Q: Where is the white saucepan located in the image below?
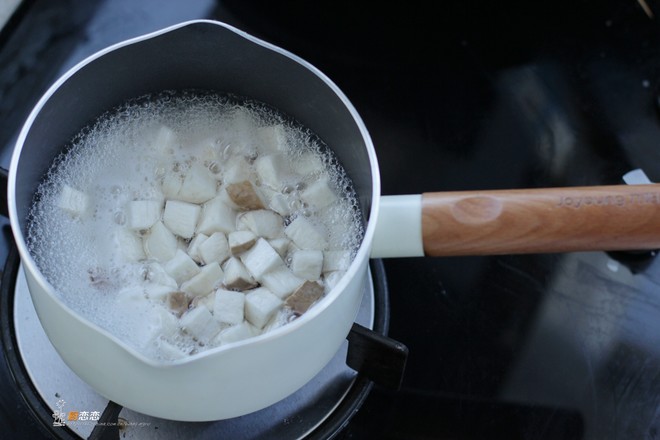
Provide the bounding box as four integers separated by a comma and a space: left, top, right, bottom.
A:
9, 20, 660, 421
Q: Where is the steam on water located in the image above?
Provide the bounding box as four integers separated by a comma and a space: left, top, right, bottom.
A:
27, 91, 363, 361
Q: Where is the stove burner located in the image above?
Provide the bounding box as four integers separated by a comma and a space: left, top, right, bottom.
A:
2, 234, 396, 439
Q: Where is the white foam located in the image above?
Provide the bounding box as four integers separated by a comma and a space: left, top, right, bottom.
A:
27, 91, 363, 361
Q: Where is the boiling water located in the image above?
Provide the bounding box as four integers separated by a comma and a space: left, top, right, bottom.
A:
27, 91, 363, 361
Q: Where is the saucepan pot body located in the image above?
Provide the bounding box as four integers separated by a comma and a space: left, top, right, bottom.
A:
8, 20, 380, 421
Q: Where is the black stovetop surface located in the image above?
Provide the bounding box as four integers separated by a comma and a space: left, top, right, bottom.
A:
3, 0, 660, 438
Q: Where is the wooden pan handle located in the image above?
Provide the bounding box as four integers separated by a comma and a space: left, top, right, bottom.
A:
421, 184, 660, 256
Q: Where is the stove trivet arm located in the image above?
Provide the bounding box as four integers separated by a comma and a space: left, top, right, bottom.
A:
87, 401, 122, 440
346, 323, 408, 390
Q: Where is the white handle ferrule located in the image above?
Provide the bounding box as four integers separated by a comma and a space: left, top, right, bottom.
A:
370, 194, 424, 258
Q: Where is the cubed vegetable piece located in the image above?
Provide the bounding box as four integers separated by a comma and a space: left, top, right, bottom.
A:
223, 257, 257, 290
57, 185, 89, 217
290, 250, 323, 281
285, 281, 324, 315
198, 232, 230, 264
214, 321, 257, 345
322, 250, 351, 272
256, 124, 287, 153
191, 291, 216, 313
255, 153, 291, 189
291, 151, 324, 176
237, 209, 284, 239
164, 249, 201, 285
260, 266, 305, 299
167, 291, 189, 317
222, 155, 254, 185
228, 230, 257, 255
240, 238, 285, 281
113, 228, 146, 262
126, 200, 162, 230
177, 163, 217, 203
143, 221, 178, 262
180, 306, 221, 342
196, 196, 237, 235
181, 262, 224, 297
187, 233, 209, 263
214, 289, 245, 325
150, 125, 177, 154
268, 237, 291, 258
154, 337, 188, 360
163, 200, 200, 239
323, 271, 345, 293
268, 192, 293, 217
142, 262, 177, 288
144, 283, 177, 302
244, 287, 283, 329
284, 216, 328, 250
226, 181, 264, 210
300, 177, 337, 209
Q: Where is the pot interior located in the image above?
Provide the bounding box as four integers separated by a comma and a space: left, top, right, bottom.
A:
13, 21, 375, 239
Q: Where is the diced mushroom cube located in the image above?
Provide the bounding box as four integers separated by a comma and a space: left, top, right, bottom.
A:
260, 266, 305, 299
142, 261, 177, 287
126, 200, 162, 230
244, 287, 283, 329
240, 238, 285, 281
255, 153, 291, 189
113, 228, 146, 261
198, 232, 230, 264
180, 306, 221, 342
213, 289, 245, 325
268, 237, 291, 258
164, 249, 201, 285
322, 250, 352, 272
323, 271, 345, 293
187, 233, 209, 263
256, 124, 287, 153
167, 291, 189, 317
222, 257, 257, 290
163, 200, 200, 239
177, 163, 218, 204
181, 262, 224, 297
150, 125, 177, 154
154, 337, 188, 360
300, 177, 337, 209
162, 171, 184, 199
226, 181, 264, 210
291, 151, 324, 176
152, 304, 180, 338
228, 230, 257, 255
143, 283, 177, 302
214, 321, 258, 345
222, 155, 254, 185
143, 221, 178, 262
290, 249, 323, 281
190, 291, 215, 312
196, 196, 237, 235
268, 192, 293, 217
285, 281, 324, 315
237, 209, 284, 239
57, 185, 89, 217
284, 216, 328, 250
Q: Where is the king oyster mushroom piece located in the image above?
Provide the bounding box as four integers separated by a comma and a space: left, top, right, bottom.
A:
285, 281, 324, 315
225, 180, 265, 211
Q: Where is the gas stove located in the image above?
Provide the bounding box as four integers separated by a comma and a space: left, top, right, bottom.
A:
2, 0, 660, 439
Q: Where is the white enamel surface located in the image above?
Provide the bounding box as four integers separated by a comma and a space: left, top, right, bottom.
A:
370, 195, 424, 258
9, 20, 382, 421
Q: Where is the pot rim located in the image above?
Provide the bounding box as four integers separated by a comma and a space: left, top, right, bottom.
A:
7, 19, 382, 367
